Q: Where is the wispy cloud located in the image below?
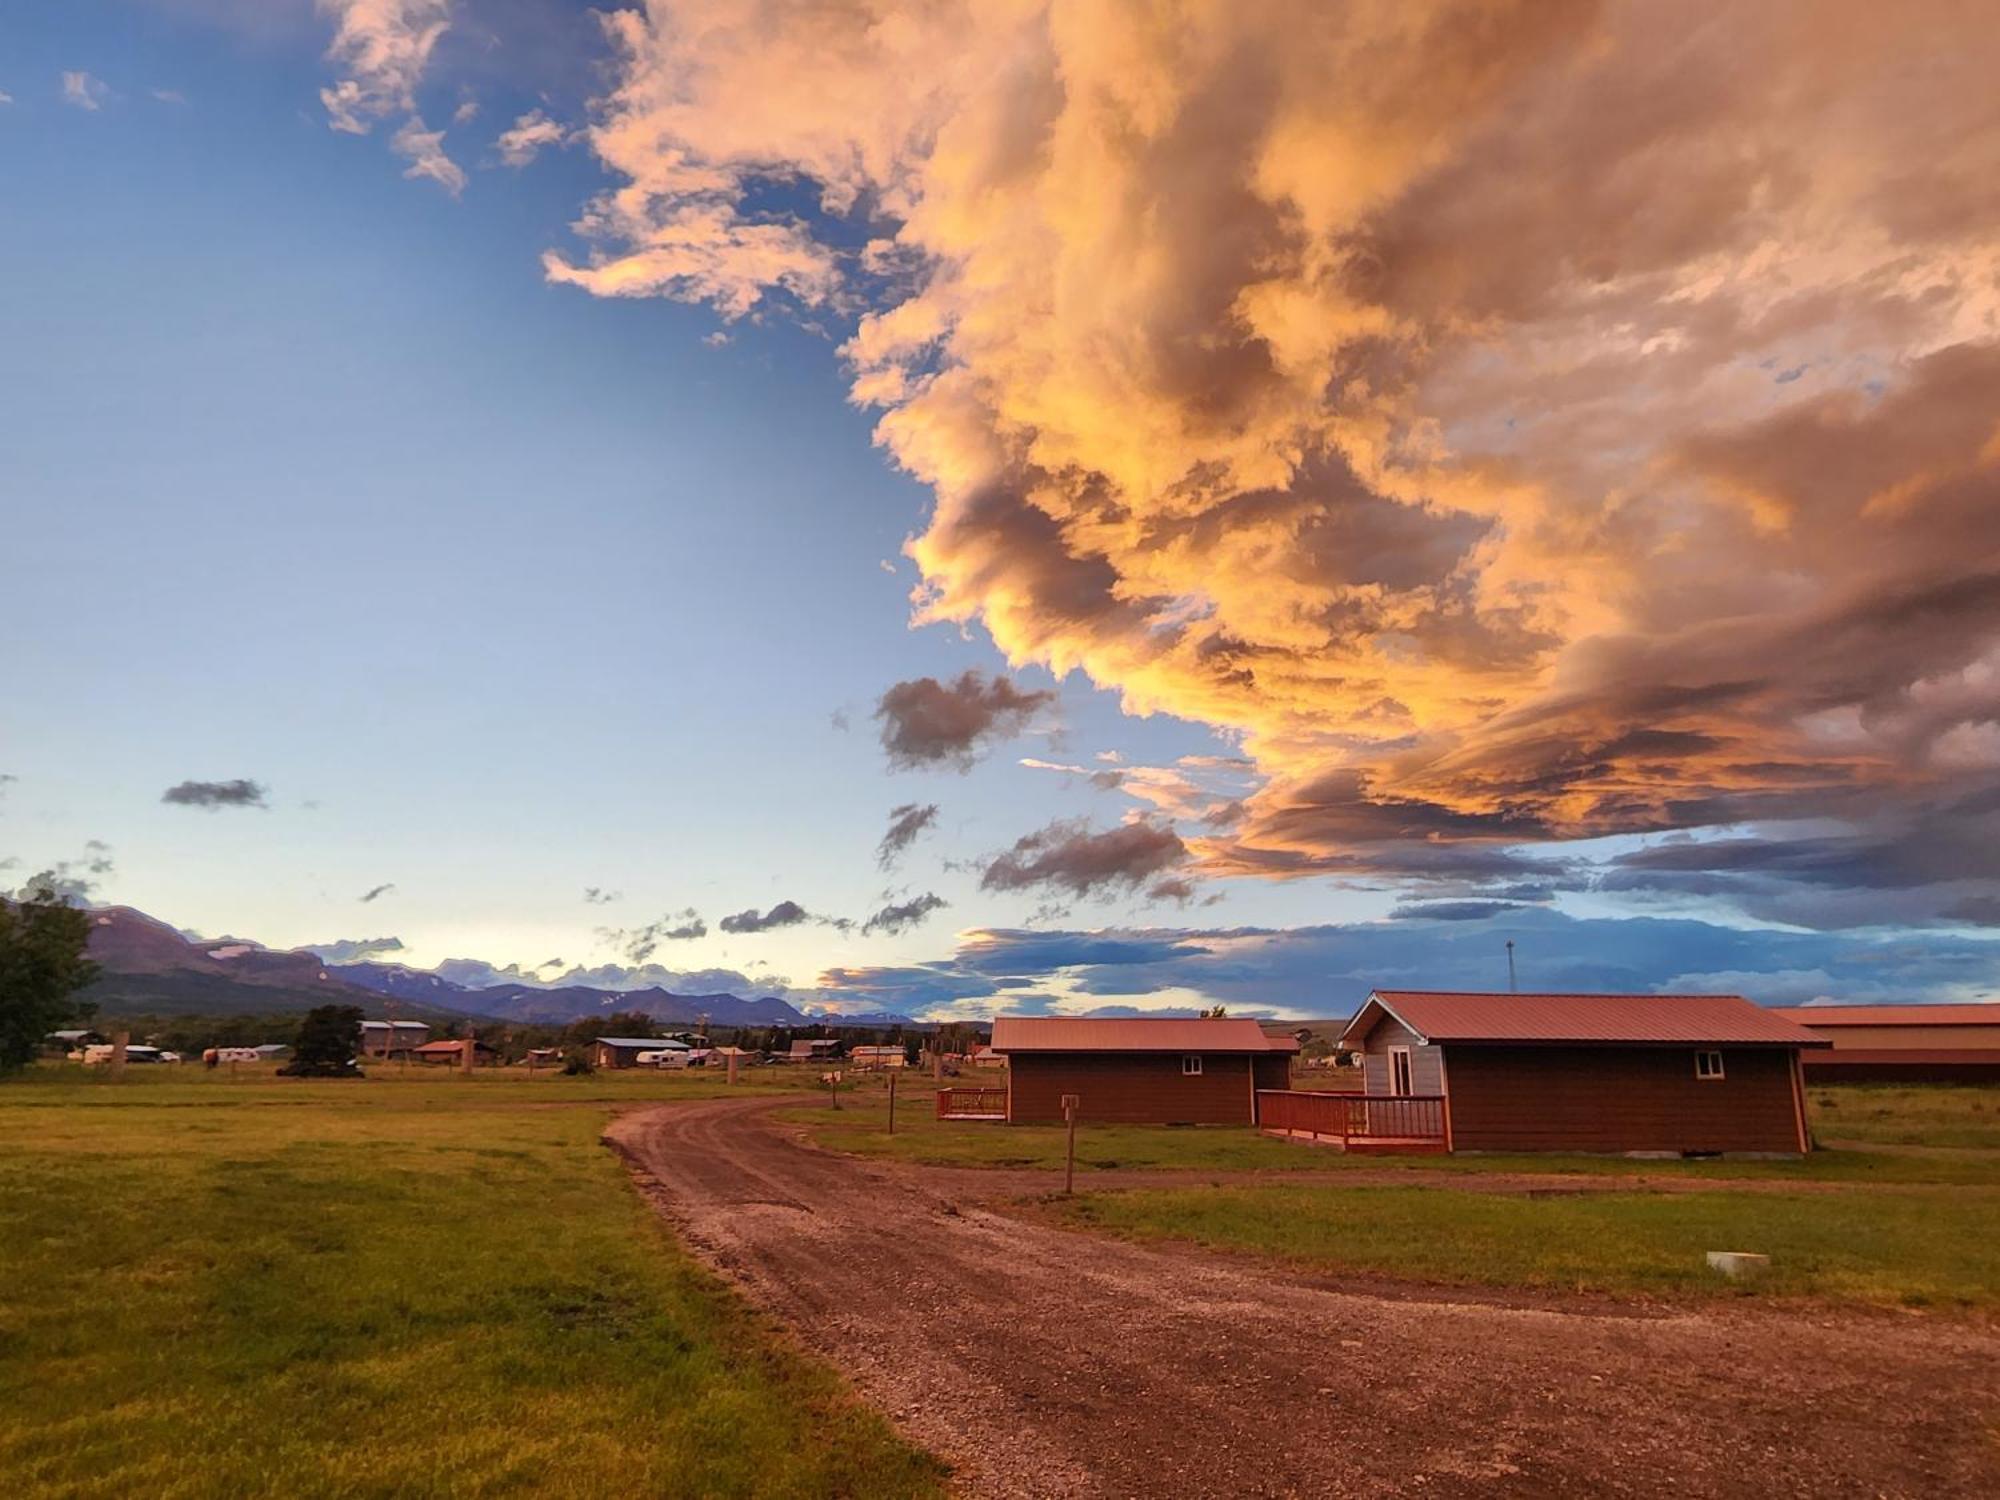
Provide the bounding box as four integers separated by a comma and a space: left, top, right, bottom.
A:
358, 882, 396, 903
391, 115, 464, 194
60, 71, 109, 110
494, 107, 570, 168
161, 778, 268, 810
316, 0, 449, 134
600, 908, 708, 963
862, 891, 948, 937
981, 819, 1189, 903
150, 88, 188, 105
876, 802, 939, 870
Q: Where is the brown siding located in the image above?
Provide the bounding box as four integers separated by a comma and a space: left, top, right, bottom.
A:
1009, 1053, 1258, 1125
1253, 1054, 1293, 1093
1802, 1054, 2000, 1085
1355, 1015, 1445, 1095
1444, 1045, 1804, 1154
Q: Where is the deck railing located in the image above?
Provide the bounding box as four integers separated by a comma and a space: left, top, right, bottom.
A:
935, 1086, 1009, 1121
1256, 1090, 1447, 1148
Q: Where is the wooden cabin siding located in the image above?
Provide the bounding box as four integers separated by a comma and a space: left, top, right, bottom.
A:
1443, 1045, 1804, 1154
1355, 1015, 1445, 1096
1252, 1054, 1294, 1093
1008, 1053, 1258, 1125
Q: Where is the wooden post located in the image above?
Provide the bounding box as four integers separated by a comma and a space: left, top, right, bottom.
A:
110, 1030, 130, 1081
887, 1069, 897, 1135
1061, 1093, 1080, 1196
726, 1048, 739, 1086
932, 1046, 943, 1082
461, 1031, 476, 1077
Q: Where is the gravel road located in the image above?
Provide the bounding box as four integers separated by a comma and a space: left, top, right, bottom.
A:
605, 1096, 2000, 1499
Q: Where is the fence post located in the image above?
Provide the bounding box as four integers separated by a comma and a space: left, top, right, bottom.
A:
888, 1069, 897, 1135
1061, 1094, 1080, 1196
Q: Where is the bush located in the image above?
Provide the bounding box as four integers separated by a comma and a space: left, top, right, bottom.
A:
561, 1053, 595, 1076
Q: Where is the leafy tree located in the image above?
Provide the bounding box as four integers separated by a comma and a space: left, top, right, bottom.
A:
280, 1005, 364, 1078
0, 883, 99, 1074
1199, 1005, 1229, 1019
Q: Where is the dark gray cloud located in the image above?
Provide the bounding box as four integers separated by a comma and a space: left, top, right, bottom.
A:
583, 886, 622, 905
309, 936, 406, 963
981, 818, 1188, 900
162, 778, 268, 810
876, 670, 1056, 771
877, 802, 940, 869
718, 899, 812, 935
14, 840, 115, 903
861, 892, 948, 937
358, 883, 396, 903
601, 907, 708, 962
1389, 901, 1534, 922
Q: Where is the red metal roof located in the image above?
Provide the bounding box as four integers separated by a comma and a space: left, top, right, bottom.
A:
990, 1017, 1300, 1054
1344, 991, 1826, 1049
1771, 1004, 2000, 1028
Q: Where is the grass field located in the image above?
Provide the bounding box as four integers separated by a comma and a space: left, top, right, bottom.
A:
1048, 1181, 2000, 1309
1807, 1084, 2000, 1149
792, 1079, 2000, 1185
0, 1066, 945, 1499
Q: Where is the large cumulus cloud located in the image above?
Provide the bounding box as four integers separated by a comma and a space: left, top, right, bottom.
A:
550, 1, 2000, 926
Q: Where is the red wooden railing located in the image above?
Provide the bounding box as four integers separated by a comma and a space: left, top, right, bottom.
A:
1256, 1090, 1447, 1148
935, 1087, 1009, 1121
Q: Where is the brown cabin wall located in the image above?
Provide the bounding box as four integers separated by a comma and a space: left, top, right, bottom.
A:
1443, 1045, 1805, 1154
1008, 1053, 1260, 1125
1800, 1024, 2000, 1051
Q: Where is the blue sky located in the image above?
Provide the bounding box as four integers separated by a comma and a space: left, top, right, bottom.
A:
3, 2, 1997, 1015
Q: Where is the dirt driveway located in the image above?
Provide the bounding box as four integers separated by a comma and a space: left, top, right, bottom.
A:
606, 1097, 2000, 1499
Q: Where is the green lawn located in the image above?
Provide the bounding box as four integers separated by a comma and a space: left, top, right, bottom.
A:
0, 1068, 944, 1499
1049, 1182, 2000, 1310
1807, 1084, 2000, 1149
791, 1078, 2000, 1185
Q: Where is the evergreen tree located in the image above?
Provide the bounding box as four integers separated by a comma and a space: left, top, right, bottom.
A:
0, 882, 99, 1074
281, 1005, 364, 1078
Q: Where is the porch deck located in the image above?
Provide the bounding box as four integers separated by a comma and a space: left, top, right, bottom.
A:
1255, 1090, 1448, 1152
935, 1086, 1008, 1121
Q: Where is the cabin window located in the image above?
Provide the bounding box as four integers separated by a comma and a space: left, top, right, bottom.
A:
1695, 1050, 1725, 1080
1181, 1054, 1203, 1076
1388, 1046, 1414, 1097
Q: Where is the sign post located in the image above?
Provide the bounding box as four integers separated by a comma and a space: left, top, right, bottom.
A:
1061, 1093, 1081, 1196
887, 1068, 898, 1135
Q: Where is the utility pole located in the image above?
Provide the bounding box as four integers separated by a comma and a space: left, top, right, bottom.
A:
1506, 940, 1517, 994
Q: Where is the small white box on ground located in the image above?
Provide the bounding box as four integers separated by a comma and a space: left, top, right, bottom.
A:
1705, 1251, 1770, 1278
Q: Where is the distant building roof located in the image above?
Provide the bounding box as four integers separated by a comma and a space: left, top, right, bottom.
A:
596, 1036, 687, 1049
991, 1017, 1300, 1054
1343, 992, 1827, 1050
1771, 1004, 2000, 1028
361, 1020, 430, 1030
48, 1029, 96, 1041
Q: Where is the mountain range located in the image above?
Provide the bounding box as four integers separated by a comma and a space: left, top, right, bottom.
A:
77, 905, 914, 1028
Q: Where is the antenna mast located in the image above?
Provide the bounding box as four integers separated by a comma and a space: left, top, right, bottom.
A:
1506, 939, 1517, 994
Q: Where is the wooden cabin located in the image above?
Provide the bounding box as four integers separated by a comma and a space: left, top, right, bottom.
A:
990, 1017, 1298, 1125
1331, 991, 1827, 1155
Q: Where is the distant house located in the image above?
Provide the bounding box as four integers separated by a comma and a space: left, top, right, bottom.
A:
359, 1019, 431, 1057
848, 1045, 907, 1070
1336, 991, 1826, 1155
412, 1038, 498, 1066
991, 1017, 1299, 1125
1773, 1004, 2000, 1084
970, 1045, 1006, 1070
785, 1039, 842, 1064
46, 1028, 102, 1055
591, 1036, 686, 1069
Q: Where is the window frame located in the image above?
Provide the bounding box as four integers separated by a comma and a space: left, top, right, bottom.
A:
1387, 1045, 1414, 1097
1695, 1049, 1725, 1080
1181, 1054, 1203, 1076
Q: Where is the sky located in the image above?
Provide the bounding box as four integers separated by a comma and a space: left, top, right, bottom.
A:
2, 0, 1998, 1018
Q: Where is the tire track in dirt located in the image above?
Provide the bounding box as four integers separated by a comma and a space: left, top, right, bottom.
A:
606, 1096, 2000, 1499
